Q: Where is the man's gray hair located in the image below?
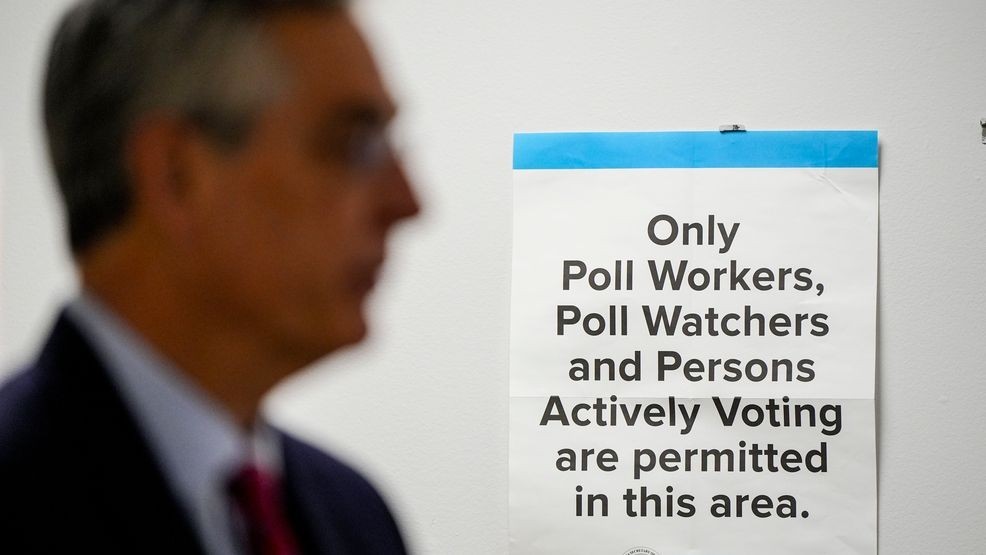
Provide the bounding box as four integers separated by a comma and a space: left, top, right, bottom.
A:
44, 0, 344, 253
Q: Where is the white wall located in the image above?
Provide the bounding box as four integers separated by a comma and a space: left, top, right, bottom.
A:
3, 0, 985, 553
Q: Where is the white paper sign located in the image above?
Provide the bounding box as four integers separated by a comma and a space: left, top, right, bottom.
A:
510, 131, 878, 555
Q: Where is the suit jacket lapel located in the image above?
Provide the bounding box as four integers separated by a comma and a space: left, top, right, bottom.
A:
279, 432, 408, 555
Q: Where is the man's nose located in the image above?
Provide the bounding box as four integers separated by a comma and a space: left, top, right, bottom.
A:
378, 157, 420, 225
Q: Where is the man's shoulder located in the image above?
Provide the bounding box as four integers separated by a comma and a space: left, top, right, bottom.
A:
0, 314, 115, 466
0, 363, 60, 468
0, 359, 85, 524
279, 431, 409, 554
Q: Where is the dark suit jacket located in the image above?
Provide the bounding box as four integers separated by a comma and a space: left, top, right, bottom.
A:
0, 312, 408, 554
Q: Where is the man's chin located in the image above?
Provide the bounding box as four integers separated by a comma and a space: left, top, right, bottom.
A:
321, 314, 369, 353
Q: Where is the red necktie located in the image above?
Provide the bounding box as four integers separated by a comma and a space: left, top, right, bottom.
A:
228, 463, 300, 555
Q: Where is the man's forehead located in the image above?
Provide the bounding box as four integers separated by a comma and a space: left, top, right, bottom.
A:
259, 9, 396, 117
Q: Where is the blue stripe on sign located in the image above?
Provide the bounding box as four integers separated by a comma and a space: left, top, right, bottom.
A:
513, 131, 878, 169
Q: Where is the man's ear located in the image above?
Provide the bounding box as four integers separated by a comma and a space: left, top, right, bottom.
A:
123, 115, 220, 240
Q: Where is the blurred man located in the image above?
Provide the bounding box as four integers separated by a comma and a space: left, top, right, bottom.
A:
0, 0, 419, 553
